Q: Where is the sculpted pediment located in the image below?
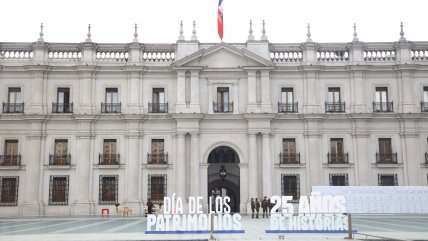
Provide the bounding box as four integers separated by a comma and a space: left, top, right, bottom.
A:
173, 42, 273, 69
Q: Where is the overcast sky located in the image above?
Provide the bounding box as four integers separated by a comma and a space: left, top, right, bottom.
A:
1, 0, 427, 44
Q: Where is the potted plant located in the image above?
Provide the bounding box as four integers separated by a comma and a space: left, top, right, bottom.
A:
115, 201, 120, 214
158, 201, 164, 214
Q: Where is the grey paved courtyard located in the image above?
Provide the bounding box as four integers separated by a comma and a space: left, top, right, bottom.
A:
0, 215, 427, 241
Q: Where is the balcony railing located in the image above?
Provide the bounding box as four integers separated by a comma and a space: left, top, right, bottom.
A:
213, 102, 234, 113
101, 102, 121, 113
99, 154, 120, 165
147, 153, 168, 164
49, 154, 71, 165
52, 102, 73, 113
278, 102, 298, 113
325, 102, 345, 113
373, 102, 393, 112
376, 152, 398, 164
148, 103, 168, 113
2, 102, 24, 113
279, 153, 300, 164
0, 155, 21, 166
327, 153, 349, 164
421, 102, 428, 112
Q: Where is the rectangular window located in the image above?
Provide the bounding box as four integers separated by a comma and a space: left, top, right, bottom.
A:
6, 87, 23, 113
3, 140, 19, 166
101, 139, 118, 164
279, 88, 296, 112
375, 87, 388, 103
281, 174, 300, 201
0, 176, 19, 206
283, 138, 296, 154
281, 88, 294, 105
379, 138, 392, 154
329, 174, 349, 186
105, 88, 118, 104
148, 174, 167, 203
423, 87, 428, 102
216, 87, 230, 112
99, 175, 118, 204
378, 174, 398, 186
152, 88, 166, 112
49, 176, 69, 205
57, 88, 70, 105
55, 88, 71, 113
328, 87, 341, 103
53, 139, 68, 165
330, 138, 345, 163
150, 139, 166, 164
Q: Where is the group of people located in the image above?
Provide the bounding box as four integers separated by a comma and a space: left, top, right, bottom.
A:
250, 196, 272, 218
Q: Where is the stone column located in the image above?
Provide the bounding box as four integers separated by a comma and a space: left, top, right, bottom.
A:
248, 132, 258, 200
28, 68, 47, 115
262, 132, 273, 197
353, 120, 370, 185
397, 69, 416, 113
233, 81, 239, 114
304, 120, 322, 187
190, 70, 201, 113
349, 68, 368, 113
176, 132, 186, 199
190, 132, 200, 197
78, 68, 96, 115
246, 70, 257, 112
208, 83, 213, 114
22, 123, 43, 216
73, 120, 92, 215
125, 129, 141, 213
260, 71, 271, 112
125, 68, 142, 114
303, 68, 321, 114
176, 71, 186, 112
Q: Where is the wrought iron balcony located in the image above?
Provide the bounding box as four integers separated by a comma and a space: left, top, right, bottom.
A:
373, 102, 393, 112
99, 154, 120, 165
376, 152, 398, 164
2, 102, 24, 113
327, 153, 349, 164
325, 102, 345, 113
278, 102, 298, 113
148, 103, 168, 113
279, 153, 300, 164
101, 102, 121, 113
421, 102, 428, 112
147, 153, 168, 164
0, 154, 21, 166
49, 154, 71, 165
213, 102, 234, 113
52, 102, 73, 113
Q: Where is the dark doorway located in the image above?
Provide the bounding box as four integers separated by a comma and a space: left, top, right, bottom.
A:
207, 146, 240, 213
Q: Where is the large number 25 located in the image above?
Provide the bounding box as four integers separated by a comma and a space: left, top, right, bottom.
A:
270, 195, 294, 214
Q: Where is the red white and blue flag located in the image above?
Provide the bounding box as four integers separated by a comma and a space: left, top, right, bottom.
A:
217, 0, 223, 41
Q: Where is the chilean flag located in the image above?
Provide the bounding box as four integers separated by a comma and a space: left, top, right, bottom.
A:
217, 0, 223, 41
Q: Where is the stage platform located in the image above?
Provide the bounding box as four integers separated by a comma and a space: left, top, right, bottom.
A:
1, 214, 428, 241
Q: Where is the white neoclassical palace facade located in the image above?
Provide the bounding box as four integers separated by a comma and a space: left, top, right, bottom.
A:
1, 23, 428, 217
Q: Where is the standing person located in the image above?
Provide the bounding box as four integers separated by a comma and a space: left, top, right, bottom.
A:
251, 198, 255, 218
268, 197, 272, 217
255, 198, 260, 218
147, 199, 154, 214
262, 196, 268, 218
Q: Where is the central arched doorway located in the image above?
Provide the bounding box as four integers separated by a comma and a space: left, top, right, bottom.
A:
207, 146, 240, 213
